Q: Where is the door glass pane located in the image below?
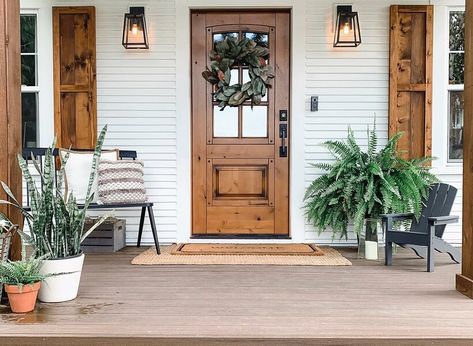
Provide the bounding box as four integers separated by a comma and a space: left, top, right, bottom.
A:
242, 106, 268, 138
213, 32, 239, 47
213, 69, 240, 101
21, 15, 36, 53
449, 91, 464, 160
213, 106, 238, 138
244, 32, 269, 49
243, 69, 267, 101
22, 93, 38, 148
242, 32, 269, 66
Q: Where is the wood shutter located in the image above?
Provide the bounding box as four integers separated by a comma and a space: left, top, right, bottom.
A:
53, 7, 97, 149
389, 5, 433, 159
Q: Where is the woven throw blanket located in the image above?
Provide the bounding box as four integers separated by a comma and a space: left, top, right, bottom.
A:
98, 160, 148, 205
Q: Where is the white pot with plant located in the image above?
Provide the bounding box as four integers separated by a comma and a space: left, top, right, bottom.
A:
303, 121, 438, 260
0, 126, 111, 302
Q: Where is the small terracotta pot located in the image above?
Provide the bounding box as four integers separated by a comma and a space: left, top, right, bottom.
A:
5, 282, 41, 313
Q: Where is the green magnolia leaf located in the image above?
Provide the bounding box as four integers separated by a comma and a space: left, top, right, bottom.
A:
203, 37, 275, 110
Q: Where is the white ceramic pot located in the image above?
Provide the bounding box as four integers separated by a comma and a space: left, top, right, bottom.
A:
38, 253, 85, 303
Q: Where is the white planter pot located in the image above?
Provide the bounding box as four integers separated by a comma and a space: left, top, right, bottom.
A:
39, 253, 85, 303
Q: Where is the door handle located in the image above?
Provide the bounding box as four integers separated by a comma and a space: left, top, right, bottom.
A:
279, 124, 288, 158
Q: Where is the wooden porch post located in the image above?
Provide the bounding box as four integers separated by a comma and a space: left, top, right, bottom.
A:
457, 0, 473, 298
0, 0, 22, 260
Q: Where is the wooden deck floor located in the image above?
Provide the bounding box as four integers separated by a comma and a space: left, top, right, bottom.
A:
1, 246, 473, 345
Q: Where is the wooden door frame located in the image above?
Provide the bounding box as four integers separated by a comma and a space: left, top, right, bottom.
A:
190, 9, 291, 238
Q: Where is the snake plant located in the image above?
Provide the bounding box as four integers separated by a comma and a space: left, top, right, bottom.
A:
0, 126, 111, 259
304, 122, 438, 240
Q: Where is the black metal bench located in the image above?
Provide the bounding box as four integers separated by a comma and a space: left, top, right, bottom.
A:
22, 148, 160, 254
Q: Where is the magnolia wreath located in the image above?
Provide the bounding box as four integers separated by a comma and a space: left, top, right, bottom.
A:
202, 36, 274, 110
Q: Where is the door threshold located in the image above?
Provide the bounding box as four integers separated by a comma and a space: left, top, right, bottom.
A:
191, 234, 291, 240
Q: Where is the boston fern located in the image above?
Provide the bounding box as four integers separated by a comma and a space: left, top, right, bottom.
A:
304, 124, 438, 239
0, 126, 111, 259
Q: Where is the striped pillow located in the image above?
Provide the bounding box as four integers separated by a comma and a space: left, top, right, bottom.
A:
97, 160, 148, 205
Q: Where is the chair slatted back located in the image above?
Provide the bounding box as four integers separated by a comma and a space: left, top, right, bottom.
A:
410, 183, 457, 237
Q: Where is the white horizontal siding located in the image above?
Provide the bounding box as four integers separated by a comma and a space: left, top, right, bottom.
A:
302, 0, 452, 246
22, 0, 464, 247
51, 0, 177, 245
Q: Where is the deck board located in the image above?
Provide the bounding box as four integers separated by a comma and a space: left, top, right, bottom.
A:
1, 247, 473, 344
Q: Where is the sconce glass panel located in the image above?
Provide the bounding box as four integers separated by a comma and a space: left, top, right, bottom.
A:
333, 5, 362, 47
122, 7, 149, 49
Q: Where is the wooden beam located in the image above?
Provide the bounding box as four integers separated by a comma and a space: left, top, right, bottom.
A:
0, 0, 22, 260
457, 0, 473, 298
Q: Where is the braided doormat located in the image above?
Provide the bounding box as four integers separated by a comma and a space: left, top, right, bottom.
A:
131, 244, 352, 266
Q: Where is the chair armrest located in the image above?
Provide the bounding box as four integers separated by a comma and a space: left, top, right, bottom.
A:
380, 213, 414, 222
428, 215, 459, 226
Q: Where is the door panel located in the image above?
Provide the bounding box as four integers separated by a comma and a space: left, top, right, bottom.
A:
191, 11, 290, 236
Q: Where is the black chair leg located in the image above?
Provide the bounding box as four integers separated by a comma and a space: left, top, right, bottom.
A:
427, 226, 435, 272
137, 207, 146, 248
385, 241, 393, 266
147, 206, 161, 255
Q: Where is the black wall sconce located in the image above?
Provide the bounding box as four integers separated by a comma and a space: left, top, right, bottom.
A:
333, 5, 361, 47
122, 6, 149, 49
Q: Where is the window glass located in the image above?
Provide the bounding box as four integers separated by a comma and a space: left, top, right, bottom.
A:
21, 93, 38, 148
21, 13, 38, 148
449, 91, 464, 160
447, 11, 465, 161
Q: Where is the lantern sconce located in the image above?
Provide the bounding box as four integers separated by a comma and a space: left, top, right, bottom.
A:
333, 5, 362, 47
122, 6, 149, 49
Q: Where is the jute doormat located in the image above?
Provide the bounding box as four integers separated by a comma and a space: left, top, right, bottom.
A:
131, 244, 352, 266
171, 243, 323, 255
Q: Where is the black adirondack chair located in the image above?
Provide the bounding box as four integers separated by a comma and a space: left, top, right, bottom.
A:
382, 183, 461, 272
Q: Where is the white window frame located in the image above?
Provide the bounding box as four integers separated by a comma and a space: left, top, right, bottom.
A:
20, 1, 55, 147
432, 2, 465, 172
20, 10, 39, 147
446, 8, 465, 163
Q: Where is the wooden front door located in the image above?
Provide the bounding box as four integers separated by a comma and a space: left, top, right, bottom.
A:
191, 11, 290, 236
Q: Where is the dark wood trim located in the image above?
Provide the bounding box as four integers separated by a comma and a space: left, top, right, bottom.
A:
0, 0, 22, 260
457, 0, 473, 298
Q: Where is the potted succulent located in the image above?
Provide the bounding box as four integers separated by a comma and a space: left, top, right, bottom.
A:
0, 230, 49, 313
0, 126, 111, 302
304, 122, 438, 260
0, 217, 17, 298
